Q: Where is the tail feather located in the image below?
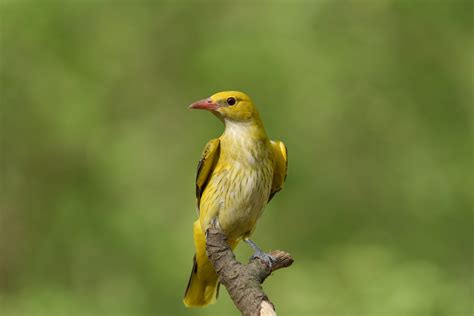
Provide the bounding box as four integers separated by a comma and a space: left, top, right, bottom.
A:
183, 254, 219, 307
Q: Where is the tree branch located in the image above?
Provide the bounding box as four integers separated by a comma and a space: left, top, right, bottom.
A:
205, 225, 294, 316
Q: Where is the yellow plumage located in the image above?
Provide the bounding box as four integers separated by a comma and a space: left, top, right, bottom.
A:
183, 91, 288, 307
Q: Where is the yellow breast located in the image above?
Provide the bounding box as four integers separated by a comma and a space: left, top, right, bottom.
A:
199, 123, 274, 241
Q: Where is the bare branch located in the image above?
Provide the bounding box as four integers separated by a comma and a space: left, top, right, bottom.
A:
206, 225, 294, 316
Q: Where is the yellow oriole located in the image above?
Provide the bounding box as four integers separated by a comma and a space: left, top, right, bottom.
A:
183, 91, 288, 307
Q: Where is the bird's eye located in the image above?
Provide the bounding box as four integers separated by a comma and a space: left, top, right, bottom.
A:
226, 97, 236, 106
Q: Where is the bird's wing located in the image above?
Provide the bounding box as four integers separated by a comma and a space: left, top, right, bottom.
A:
195, 138, 221, 213
269, 140, 288, 202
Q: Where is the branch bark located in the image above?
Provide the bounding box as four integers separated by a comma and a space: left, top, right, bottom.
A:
205, 225, 294, 316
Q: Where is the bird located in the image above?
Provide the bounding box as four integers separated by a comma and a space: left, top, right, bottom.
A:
183, 91, 288, 308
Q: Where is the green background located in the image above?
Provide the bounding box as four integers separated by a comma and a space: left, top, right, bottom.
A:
1, 1, 472, 315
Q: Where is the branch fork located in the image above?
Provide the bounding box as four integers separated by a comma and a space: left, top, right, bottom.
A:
205, 225, 294, 316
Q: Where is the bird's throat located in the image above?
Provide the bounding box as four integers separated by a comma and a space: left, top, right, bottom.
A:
223, 119, 267, 142
221, 120, 270, 166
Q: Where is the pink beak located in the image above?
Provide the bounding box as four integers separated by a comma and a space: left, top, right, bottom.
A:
189, 98, 219, 111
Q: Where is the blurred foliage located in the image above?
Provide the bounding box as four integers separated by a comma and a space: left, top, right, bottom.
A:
0, 0, 472, 315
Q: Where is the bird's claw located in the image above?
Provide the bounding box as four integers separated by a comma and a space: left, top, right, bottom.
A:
244, 238, 275, 268
250, 250, 276, 268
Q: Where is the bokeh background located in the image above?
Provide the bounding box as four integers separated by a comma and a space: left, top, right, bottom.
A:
0, 1, 472, 315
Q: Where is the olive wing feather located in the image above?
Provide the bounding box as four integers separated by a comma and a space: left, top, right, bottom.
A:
195, 138, 221, 212
269, 140, 288, 202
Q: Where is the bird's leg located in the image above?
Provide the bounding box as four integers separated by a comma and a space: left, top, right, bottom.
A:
244, 238, 276, 268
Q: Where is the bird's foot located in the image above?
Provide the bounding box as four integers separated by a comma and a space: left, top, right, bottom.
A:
251, 250, 276, 269
244, 238, 276, 268
206, 217, 221, 239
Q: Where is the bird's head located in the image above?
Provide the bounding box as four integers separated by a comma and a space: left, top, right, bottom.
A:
189, 91, 260, 123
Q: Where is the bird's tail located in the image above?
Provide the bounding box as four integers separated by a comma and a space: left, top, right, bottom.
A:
183, 220, 238, 308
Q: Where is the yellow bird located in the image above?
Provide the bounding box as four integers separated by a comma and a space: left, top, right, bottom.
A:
183, 91, 288, 307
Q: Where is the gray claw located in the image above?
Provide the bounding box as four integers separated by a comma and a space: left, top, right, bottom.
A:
250, 251, 276, 268
244, 238, 275, 268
